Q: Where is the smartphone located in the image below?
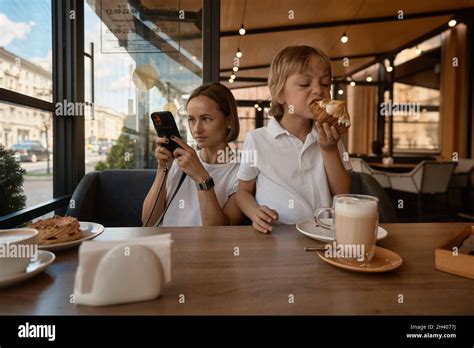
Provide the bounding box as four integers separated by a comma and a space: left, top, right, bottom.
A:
150, 111, 182, 152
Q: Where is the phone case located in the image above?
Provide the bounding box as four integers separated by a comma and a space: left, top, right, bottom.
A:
151, 112, 182, 152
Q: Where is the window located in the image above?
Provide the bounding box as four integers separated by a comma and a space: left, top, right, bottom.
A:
0, 0, 54, 213
387, 34, 442, 153
84, 0, 203, 172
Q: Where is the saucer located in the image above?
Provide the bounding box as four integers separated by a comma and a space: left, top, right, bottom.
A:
316, 246, 402, 273
0, 250, 55, 288
296, 218, 388, 243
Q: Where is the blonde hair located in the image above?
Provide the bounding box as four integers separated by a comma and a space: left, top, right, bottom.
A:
187, 83, 240, 142
268, 45, 332, 119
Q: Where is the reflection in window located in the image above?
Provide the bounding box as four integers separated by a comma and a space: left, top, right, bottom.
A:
84, 0, 203, 172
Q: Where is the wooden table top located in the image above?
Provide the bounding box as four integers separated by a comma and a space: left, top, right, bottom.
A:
1, 223, 473, 315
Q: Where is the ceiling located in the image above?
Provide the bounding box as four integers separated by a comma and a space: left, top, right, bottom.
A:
219, 0, 474, 88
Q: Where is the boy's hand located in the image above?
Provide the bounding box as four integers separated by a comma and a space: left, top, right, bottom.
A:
315, 121, 340, 150
251, 205, 279, 234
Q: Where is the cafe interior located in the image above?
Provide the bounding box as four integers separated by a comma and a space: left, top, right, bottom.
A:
0, 0, 473, 318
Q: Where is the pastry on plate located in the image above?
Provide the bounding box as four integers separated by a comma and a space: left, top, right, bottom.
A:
27, 215, 82, 245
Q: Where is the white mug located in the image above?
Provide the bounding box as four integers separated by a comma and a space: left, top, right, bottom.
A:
0, 229, 38, 278
314, 194, 379, 262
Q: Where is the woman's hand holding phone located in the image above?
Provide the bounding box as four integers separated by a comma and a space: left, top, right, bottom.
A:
155, 136, 174, 169
170, 136, 210, 183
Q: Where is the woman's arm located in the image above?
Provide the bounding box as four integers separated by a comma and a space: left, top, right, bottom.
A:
141, 167, 167, 226
142, 136, 174, 226
170, 136, 238, 226
196, 184, 232, 226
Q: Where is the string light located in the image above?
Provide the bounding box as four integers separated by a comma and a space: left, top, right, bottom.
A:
230, 74, 236, 79
386, 66, 393, 72
415, 46, 422, 55
254, 104, 259, 108
233, 66, 239, 72
236, 49, 243, 58
228, 78, 234, 83
448, 19, 457, 27
350, 81, 356, 87
366, 76, 373, 82
239, 25, 246, 36
338, 89, 344, 95
340, 32, 348, 43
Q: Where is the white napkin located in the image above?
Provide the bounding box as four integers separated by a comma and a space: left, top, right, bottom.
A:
74, 234, 173, 306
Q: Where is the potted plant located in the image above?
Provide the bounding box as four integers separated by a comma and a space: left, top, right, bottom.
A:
0, 145, 26, 216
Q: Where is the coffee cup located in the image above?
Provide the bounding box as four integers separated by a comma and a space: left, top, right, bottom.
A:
0, 229, 39, 278
314, 194, 379, 262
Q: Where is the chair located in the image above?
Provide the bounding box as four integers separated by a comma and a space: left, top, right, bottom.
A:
349, 157, 391, 188
66, 169, 155, 227
349, 171, 397, 223
387, 161, 457, 220
448, 158, 474, 213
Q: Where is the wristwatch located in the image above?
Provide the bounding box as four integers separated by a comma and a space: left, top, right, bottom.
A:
196, 176, 215, 191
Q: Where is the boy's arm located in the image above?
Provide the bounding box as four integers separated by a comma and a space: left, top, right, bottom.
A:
320, 146, 351, 195
236, 179, 278, 233
316, 122, 351, 195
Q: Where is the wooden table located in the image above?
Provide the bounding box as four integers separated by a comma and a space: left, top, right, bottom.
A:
1, 223, 473, 315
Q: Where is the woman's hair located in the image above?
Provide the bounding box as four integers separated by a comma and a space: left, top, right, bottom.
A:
268, 45, 332, 119
186, 83, 240, 142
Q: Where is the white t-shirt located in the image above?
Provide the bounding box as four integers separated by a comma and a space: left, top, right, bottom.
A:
161, 151, 239, 227
237, 117, 352, 224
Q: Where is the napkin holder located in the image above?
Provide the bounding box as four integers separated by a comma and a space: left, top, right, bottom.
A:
435, 226, 474, 279
74, 234, 172, 306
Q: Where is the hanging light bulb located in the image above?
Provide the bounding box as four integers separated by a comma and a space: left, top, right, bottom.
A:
239, 25, 246, 36
230, 74, 236, 79
448, 19, 457, 27
338, 89, 344, 95
350, 81, 356, 87
233, 66, 239, 72
228, 78, 234, 83
236, 49, 243, 58
340, 32, 348, 43
257, 107, 262, 111
366, 76, 373, 82
254, 104, 259, 109
386, 66, 393, 72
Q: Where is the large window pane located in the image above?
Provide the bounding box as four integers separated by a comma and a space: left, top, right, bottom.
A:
0, 0, 53, 215
84, 0, 203, 171
0, 0, 52, 102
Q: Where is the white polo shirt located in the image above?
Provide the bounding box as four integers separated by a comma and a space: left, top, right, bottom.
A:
161, 151, 239, 227
237, 117, 352, 224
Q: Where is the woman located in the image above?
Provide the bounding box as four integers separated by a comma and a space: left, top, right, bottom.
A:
142, 83, 242, 227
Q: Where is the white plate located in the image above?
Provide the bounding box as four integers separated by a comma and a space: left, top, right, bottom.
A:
0, 250, 55, 288
296, 218, 388, 242
38, 221, 105, 251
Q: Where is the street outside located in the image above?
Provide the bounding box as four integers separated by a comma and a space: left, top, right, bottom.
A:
20, 150, 106, 208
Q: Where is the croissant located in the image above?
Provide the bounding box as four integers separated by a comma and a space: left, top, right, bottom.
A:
310, 98, 351, 135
